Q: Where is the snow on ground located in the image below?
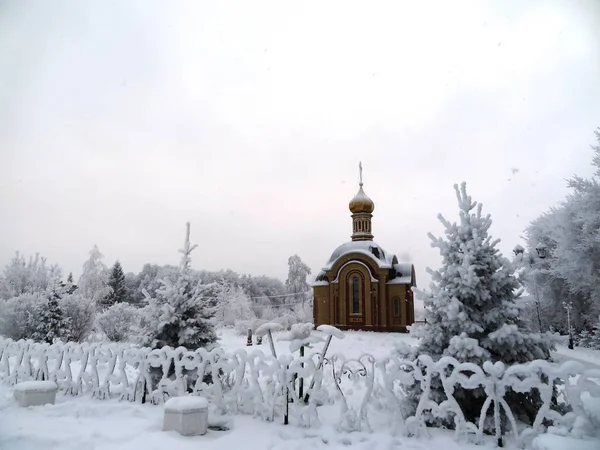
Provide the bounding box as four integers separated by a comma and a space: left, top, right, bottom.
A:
217, 327, 420, 359
0, 380, 497, 450
0, 328, 599, 450
553, 345, 600, 369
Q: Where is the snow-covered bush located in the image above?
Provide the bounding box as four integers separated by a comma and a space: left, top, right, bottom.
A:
59, 293, 97, 342
134, 300, 163, 346
0, 293, 45, 339
578, 329, 592, 348
96, 302, 140, 342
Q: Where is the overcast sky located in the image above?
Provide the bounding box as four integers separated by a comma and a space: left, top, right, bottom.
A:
1, 0, 599, 290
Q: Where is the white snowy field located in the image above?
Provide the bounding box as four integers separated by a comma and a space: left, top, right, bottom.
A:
0, 328, 599, 450
218, 327, 421, 360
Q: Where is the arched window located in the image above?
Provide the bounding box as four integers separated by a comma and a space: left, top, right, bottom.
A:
352, 276, 360, 314
393, 298, 400, 317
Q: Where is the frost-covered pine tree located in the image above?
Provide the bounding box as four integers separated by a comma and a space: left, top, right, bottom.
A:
33, 292, 70, 344
104, 260, 128, 308
409, 182, 553, 426
145, 223, 217, 350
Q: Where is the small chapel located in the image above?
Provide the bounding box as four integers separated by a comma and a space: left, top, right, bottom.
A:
312, 164, 416, 332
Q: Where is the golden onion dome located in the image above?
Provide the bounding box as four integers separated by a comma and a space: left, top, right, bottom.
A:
349, 183, 375, 214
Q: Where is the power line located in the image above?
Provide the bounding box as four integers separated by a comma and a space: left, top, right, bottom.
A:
248, 290, 312, 300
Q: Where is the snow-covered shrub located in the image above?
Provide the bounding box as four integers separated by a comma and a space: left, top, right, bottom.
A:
134, 300, 163, 345
59, 293, 97, 342
0, 293, 45, 339
577, 329, 592, 348
96, 302, 140, 342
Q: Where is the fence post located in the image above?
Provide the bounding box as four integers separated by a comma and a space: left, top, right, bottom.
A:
246, 328, 253, 347
299, 345, 304, 401
284, 364, 289, 425
493, 381, 503, 448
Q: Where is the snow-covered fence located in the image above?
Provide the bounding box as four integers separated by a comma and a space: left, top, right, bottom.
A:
0, 336, 598, 447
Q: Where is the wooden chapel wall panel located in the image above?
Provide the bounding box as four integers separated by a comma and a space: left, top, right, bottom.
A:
387, 284, 403, 328
377, 272, 386, 328
313, 285, 330, 325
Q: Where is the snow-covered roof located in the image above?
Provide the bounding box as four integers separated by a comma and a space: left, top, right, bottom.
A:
310, 270, 330, 287
387, 263, 416, 286
387, 276, 412, 284
323, 241, 394, 270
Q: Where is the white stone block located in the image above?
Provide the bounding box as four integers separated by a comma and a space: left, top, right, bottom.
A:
163, 396, 209, 436
14, 381, 58, 407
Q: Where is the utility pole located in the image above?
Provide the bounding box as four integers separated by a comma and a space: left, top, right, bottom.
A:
563, 301, 574, 350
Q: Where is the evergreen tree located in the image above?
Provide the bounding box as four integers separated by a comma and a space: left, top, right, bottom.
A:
591, 318, 600, 350
104, 261, 128, 308
63, 272, 77, 295
33, 292, 70, 344
146, 223, 217, 350
409, 182, 553, 427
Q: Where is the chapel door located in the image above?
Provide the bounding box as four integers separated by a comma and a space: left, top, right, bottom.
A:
346, 274, 365, 329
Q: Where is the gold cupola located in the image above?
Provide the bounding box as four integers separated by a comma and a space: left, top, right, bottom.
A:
349, 162, 374, 241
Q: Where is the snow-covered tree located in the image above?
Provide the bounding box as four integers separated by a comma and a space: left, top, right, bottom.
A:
285, 254, 311, 305
141, 223, 217, 350
59, 293, 97, 342
215, 283, 256, 328
104, 260, 128, 308
133, 263, 184, 304
61, 272, 77, 295
591, 318, 600, 350
409, 182, 553, 427
0, 293, 45, 339
0, 252, 62, 299
97, 302, 140, 342
33, 292, 70, 344
78, 245, 110, 306
522, 130, 600, 333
